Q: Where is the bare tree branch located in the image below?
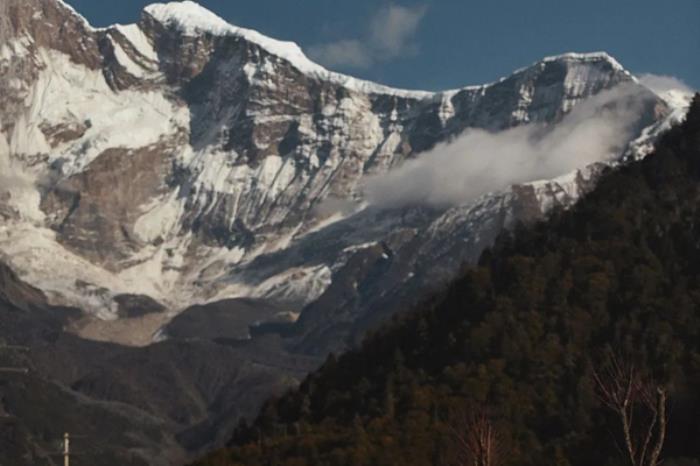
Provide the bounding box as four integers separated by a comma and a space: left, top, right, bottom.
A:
592, 352, 668, 466
449, 406, 505, 466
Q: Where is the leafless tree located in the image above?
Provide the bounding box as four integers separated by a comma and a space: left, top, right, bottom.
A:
592, 352, 667, 466
448, 407, 505, 466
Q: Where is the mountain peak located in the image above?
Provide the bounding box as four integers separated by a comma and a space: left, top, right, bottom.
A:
541, 51, 626, 71
53, 0, 93, 29
142, 1, 328, 76
143, 1, 233, 36
139, 2, 442, 98
507, 51, 629, 78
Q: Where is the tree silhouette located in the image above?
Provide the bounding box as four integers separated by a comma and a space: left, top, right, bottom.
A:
448, 407, 505, 466
593, 352, 667, 466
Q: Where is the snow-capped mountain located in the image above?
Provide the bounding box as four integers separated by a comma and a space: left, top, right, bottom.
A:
0, 0, 689, 345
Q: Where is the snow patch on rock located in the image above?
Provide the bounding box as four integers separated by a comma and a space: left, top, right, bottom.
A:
111, 38, 157, 79
14, 48, 188, 175
114, 24, 159, 62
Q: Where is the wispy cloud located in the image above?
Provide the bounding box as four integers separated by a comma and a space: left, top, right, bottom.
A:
364, 84, 651, 209
307, 4, 427, 69
638, 74, 694, 94
308, 39, 373, 69
369, 4, 427, 58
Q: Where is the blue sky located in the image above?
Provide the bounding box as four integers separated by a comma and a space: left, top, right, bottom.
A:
65, 0, 699, 92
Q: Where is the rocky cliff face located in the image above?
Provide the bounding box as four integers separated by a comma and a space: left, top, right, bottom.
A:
0, 0, 685, 337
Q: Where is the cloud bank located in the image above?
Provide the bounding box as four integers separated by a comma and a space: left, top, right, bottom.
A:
307, 4, 427, 69
365, 84, 650, 209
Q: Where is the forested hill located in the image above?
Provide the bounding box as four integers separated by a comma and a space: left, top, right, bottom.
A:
196, 94, 700, 466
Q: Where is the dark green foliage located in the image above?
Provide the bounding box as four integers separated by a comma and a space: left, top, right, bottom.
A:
195, 95, 700, 466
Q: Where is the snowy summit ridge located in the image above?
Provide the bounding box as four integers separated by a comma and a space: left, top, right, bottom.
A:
144, 0, 234, 36
142, 1, 331, 78
139, 2, 630, 99
140, 1, 438, 98
52, 0, 635, 100
542, 52, 626, 71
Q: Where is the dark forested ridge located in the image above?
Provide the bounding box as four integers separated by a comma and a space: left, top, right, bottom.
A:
195, 95, 700, 466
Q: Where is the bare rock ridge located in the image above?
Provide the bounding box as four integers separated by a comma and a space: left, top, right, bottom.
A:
0, 0, 689, 340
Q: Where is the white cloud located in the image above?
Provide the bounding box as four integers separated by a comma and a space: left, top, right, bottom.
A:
364, 84, 651, 208
307, 4, 427, 69
307, 39, 372, 69
369, 4, 427, 58
638, 74, 694, 94
638, 74, 695, 109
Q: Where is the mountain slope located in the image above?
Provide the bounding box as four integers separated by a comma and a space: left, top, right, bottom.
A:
194, 95, 700, 466
0, 0, 678, 334
0, 263, 185, 466
0, 259, 321, 465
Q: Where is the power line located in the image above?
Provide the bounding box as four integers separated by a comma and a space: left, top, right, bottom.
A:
0, 345, 29, 352
0, 344, 29, 374
0, 367, 28, 374
0, 345, 29, 423
0, 348, 86, 465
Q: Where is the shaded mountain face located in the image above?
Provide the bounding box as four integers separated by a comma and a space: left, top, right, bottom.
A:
0, 263, 179, 466
0, 258, 319, 465
0, 0, 680, 338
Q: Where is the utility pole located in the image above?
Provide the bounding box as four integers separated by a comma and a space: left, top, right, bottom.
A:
48, 433, 85, 465
63, 432, 70, 466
